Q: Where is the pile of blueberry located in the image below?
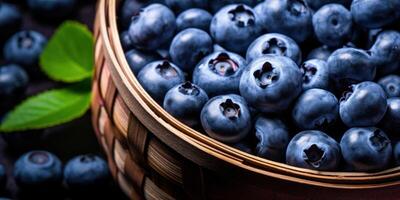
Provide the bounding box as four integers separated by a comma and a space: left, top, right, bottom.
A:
120, 0, 400, 172
0, 0, 77, 115
0, 151, 110, 198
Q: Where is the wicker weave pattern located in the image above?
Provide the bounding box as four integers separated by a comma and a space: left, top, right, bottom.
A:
92, 0, 400, 199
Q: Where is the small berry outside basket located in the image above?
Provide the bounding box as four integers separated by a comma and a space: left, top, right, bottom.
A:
92, 0, 400, 199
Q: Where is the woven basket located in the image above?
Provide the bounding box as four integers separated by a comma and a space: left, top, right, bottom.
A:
92, 0, 400, 199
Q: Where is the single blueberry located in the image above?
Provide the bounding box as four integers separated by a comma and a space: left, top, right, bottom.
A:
312, 4, 353, 48
193, 51, 246, 97
165, 0, 208, 13
239, 55, 302, 113
246, 33, 302, 65
286, 130, 341, 171
369, 30, 400, 75
200, 94, 251, 143
292, 89, 339, 130
176, 8, 212, 32
210, 4, 262, 54
300, 59, 330, 91
169, 28, 213, 73
14, 151, 63, 189
128, 4, 176, 51
163, 82, 209, 127
64, 155, 110, 190
380, 98, 400, 133
254, 116, 290, 162
0, 3, 22, 41
327, 47, 376, 90
339, 81, 387, 127
305, 0, 349, 10
119, 0, 163, 29
125, 49, 161, 75
351, 0, 400, 29
306, 45, 333, 61
255, 0, 313, 43
340, 127, 392, 171
0, 64, 29, 100
378, 75, 400, 98
210, 0, 259, 13
3, 30, 47, 68
27, 0, 75, 19
213, 44, 226, 52
137, 60, 185, 104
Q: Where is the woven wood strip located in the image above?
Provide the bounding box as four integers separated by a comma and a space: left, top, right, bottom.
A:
104, 119, 116, 156
147, 139, 183, 185
100, 60, 111, 102
113, 95, 130, 137
127, 113, 150, 163
114, 139, 128, 173
124, 152, 146, 192
144, 178, 175, 200
118, 172, 143, 200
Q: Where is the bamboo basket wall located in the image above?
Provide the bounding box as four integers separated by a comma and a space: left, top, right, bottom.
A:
92, 0, 400, 199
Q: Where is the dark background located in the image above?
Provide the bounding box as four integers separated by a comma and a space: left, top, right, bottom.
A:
0, 0, 127, 199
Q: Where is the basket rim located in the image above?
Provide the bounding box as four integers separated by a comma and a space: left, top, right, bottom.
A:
98, 0, 400, 189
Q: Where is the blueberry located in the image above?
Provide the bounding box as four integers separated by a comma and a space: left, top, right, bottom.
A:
255, 0, 313, 43
394, 141, 400, 166
125, 49, 161, 75
312, 4, 353, 48
119, 0, 163, 29
169, 28, 213, 73
210, 0, 259, 13
305, 0, 349, 10
239, 55, 302, 113
286, 130, 341, 171
369, 30, 400, 75
210, 4, 262, 54
339, 81, 387, 127
327, 48, 376, 90
163, 82, 209, 127
14, 151, 63, 189
340, 127, 392, 171
3, 31, 47, 68
380, 98, 400, 133
128, 4, 176, 51
165, 0, 208, 13
254, 116, 290, 162
246, 33, 302, 65
193, 51, 246, 97
351, 0, 400, 29
0, 3, 22, 41
64, 155, 110, 190
306, 45, 332, 61
300, 59, 330, 91
137, 60, 185, 103
27, 0, 75, 19
292, 89, 338, 130
120, 31, 134, 51
176, 8, 212, 32
378, 75, 400, 98
200, 94, 251, 143
0, 64, 29, 99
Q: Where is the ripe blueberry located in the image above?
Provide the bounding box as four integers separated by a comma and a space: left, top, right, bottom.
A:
239, 55, 302, 113
200, 94, 251, 143
163, 82, 209, 127
300, 59, 330, 91
286, 130, 341, 171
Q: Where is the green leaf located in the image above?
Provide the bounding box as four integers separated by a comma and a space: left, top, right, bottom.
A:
40, 21, 94, 83
0, 80, 92, 132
